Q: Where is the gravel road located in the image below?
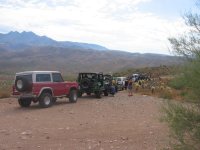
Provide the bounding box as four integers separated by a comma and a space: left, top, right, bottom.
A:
0, 92, 170, 150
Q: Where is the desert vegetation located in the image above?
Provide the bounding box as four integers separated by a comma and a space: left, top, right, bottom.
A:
162, 3, 200, 149
0, 73, 13, 98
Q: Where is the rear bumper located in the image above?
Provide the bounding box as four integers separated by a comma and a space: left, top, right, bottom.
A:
12, 93, 37, 99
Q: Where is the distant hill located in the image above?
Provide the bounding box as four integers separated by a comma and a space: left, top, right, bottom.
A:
0, 46, 183, 74
0, 31, 184, 75
0, 31, 108, 51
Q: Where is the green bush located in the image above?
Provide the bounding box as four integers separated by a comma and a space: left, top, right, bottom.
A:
164, 3, 200, 149
169, 75, 186, 90
163, 102, 200, 150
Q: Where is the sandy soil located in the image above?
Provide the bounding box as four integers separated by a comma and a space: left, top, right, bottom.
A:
0, 92, 170, 150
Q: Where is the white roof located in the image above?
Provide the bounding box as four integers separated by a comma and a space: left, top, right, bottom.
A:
16, 71, 60, 75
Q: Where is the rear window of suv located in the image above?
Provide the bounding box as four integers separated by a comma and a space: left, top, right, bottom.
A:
36, 74, 51, 82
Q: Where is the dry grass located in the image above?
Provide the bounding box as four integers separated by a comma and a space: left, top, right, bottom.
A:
0, 75, 12, 99
132, 76, 184, 101
0, 90, 10, 99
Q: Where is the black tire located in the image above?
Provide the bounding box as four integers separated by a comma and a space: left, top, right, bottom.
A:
39, 93, 53, 108
15, 77, 32, 92
86, 92, 91, 96
81, 79, 90, 89
18, 98, 31, 107
95, 91, 102, 98
69, 90, 78, 103
104, 91, 108, 96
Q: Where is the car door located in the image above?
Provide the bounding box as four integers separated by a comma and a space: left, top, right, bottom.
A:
52, 73, 67, 96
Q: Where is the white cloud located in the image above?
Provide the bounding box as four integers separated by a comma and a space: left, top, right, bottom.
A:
0, 0, 188, 54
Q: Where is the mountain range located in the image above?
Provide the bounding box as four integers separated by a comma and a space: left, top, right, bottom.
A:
0, 31, 183, 75
0, 31, 108, 51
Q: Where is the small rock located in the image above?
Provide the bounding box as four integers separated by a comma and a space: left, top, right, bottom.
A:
0, 130, 7, 133
149, 131, 153, 135
21, 131, 32, 135
20, 136, 27, 140
121, 137, 128, 140
17, 146, 22, 149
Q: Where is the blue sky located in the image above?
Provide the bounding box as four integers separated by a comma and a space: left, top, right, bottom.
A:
138, 0, 195, 19
0, 0, 197, 54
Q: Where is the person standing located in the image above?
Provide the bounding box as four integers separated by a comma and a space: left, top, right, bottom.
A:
128, 78, 133, 96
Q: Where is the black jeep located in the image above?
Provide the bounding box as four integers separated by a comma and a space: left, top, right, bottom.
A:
77, 72, 105, 98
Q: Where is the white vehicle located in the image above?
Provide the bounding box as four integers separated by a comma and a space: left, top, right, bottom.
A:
116, 77, 126, 90
132, 74, 139, 81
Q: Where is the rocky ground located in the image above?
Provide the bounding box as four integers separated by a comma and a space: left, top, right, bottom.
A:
0, 92, 170, 150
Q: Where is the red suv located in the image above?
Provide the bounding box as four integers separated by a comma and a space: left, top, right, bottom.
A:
12, 71, 78, 108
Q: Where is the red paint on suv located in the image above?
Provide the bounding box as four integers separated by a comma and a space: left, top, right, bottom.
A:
12, 71, 78, 108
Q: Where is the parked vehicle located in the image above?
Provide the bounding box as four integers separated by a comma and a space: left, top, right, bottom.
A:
132, 74, 139, 82
12, 71, 78, 108
116, 77, 126, 90
103, 74, 115, 96
77, 72, 105, 98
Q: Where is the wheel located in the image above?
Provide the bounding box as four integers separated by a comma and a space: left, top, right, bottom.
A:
95, 91, 102, 98
18, 98, 31, 107
39, 93, 53, 108
15, 77, 32, 92
86, 92, 91, 96
104, 91, 108, 96
81, 78, 90, 89
69, 90, 78, 103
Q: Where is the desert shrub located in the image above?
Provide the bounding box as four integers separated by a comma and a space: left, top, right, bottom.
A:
169, 75, 186, 90
159, 90, 173, 100
163, 102, 200, 150
163, 2, 200, 149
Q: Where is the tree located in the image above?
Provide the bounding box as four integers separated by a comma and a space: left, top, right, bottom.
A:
163, 1, 200, 150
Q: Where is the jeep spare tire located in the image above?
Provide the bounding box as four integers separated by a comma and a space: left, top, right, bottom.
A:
15, 77, 32, 92
81, 78, 90, 89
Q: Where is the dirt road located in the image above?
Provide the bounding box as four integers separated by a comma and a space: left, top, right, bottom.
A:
0, 92, 170, 150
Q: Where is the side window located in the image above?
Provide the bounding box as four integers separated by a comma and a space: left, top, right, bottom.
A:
52, 73, 64, 82
36, 74, 51, 82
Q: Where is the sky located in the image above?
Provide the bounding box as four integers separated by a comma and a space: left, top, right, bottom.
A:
0, 0, 197, 54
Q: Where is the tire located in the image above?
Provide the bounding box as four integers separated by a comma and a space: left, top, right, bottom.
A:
18, 98, 31, 107
39, 93, 53, 108
15, 77, 32, 92
81, 79, 90, 89
69, 90, 78, 103
86, 92, 91, 96
95, 91, 102, 98
104, 91, 108, 96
